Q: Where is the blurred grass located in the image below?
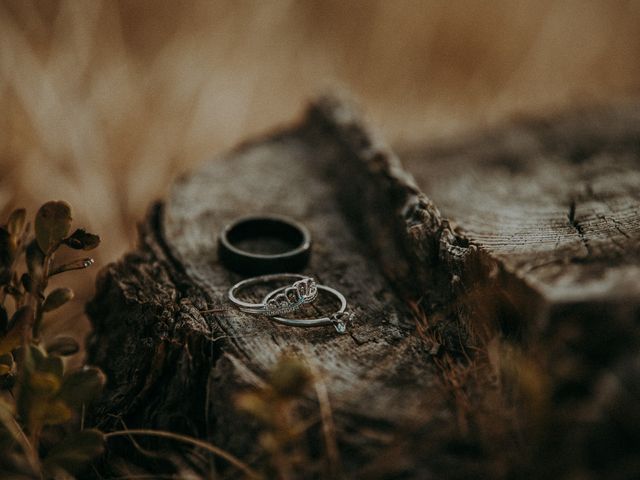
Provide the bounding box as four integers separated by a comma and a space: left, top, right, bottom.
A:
1, 0, 640, 339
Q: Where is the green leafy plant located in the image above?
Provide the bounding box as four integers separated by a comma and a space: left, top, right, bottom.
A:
0, 202, 105, 479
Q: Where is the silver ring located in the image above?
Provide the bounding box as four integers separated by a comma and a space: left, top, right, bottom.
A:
263, 284, 353, 333
228, 274, 318, 316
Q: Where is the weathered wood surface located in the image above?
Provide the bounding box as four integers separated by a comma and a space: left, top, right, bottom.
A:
401, 104, 640, 307
87, 97, 640, 478
87, 97, 457, 478
399, 105, 640, 356
398, 107, 640, 478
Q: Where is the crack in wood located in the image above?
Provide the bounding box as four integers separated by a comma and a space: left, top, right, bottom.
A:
567, 199, 592, 258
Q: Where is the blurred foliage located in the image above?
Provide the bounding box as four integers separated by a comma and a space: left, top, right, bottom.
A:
2, 0, 640, 278
236, 356, 319, 479
0, 202, 105, 479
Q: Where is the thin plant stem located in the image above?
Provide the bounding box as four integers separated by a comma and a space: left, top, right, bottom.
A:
312, 370, 342, 477
32, 252, 53, 338
104, 429, 261, 480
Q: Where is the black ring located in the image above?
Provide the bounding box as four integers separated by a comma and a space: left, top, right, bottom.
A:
218, 215, 311, 275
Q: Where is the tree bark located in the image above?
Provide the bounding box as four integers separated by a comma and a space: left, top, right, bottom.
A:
87, 96, 640, 479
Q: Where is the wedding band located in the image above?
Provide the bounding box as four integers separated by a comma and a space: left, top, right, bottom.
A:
218, 215, 311, 275
263, 284, 353, 333
228, 274, 318, 316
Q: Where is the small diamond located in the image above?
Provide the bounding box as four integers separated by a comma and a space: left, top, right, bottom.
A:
331, 311, 353, 334
334, 320, 347, 334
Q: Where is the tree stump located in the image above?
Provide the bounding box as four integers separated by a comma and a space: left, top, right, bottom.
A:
87, 96, 640, 479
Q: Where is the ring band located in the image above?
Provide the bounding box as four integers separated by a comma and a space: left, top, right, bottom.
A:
228, 274, 318, 316
218, 215, 311, 275
263, 284, 353, 333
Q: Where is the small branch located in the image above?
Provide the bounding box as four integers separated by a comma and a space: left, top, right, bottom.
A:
31, 252, 53, 338
312, 369, 342, 477
7, 414, 41, 475
50, 257, 94, 276
104, 429, 262, 479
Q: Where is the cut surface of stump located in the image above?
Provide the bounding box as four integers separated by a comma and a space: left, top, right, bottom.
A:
401, 105, 640, 306
87, 97, 640, 479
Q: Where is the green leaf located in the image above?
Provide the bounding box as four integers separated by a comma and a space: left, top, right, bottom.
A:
29, 371, 61, 395
0, 353, 13, 375
43, 429, 105, 475
7, 208, 26, 236
28, 344, 61, 377
0, 306, 33, 356
18, 347, 69, 436
41, 399, 72, 426
58, 367, 105, 408
30, 346, 64, 379
46, 336, 80, 356
24, 397, 72, 440
35, 201, 72, 254
42, 288, 74, 312
63, 229, 100, 251
28, 344, 46, 365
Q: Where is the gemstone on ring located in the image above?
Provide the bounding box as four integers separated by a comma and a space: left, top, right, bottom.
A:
228, 274, 317, 316
330, 311, 354, 334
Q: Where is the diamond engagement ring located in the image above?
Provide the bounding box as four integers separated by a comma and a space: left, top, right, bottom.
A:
262, 284, 354, 333
228, 274, 318, 316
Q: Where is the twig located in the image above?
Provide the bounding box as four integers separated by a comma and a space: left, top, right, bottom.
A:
311, 367, 342, 477
104, 429, 262, 479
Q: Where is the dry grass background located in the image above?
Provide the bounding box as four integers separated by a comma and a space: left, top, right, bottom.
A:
1, 0, 640, 341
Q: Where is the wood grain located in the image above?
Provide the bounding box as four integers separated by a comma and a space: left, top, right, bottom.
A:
401, 103, 640, 328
